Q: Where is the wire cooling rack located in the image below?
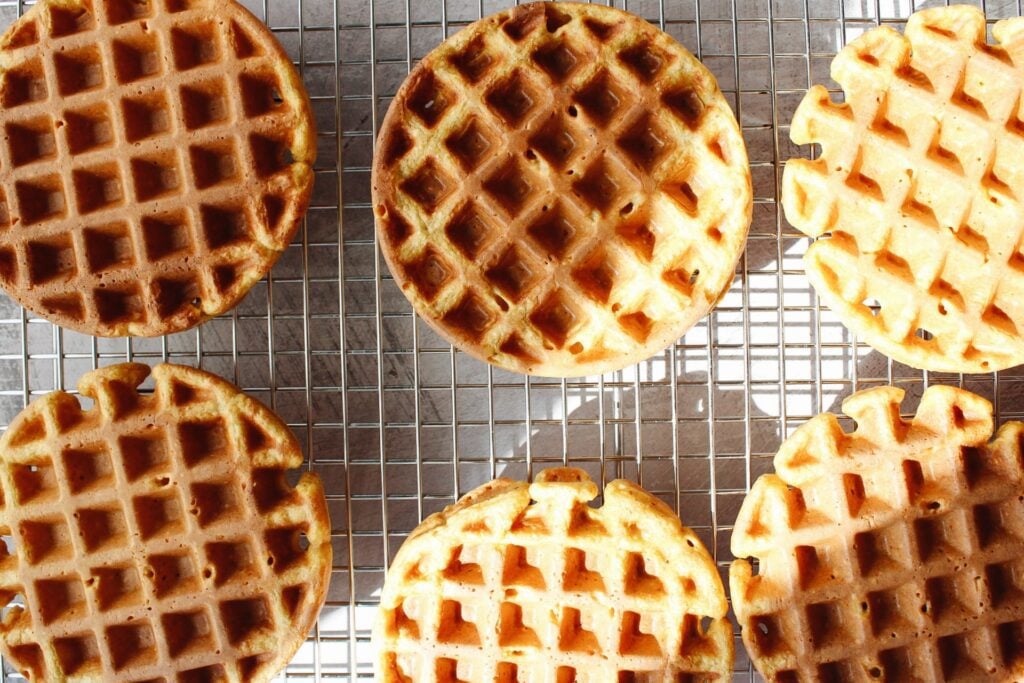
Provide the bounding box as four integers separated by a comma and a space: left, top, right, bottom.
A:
1, 0, 1024, 680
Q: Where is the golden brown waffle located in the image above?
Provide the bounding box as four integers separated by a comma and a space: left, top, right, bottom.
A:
375, 467, 733, 681
782, 6, 1024, 373
372, 2, 752, 377
731, 385, 1024, 681
0, 0, 315, 337
0, 363, 331, 682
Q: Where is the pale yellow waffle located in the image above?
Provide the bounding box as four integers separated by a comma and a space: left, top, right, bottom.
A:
0, 0, 315, 337
731, 385, 1024, 681
0, 363, 331, 681
782, 6, 1024, 373
374, 467, 732, 682
372, 2, 752, 377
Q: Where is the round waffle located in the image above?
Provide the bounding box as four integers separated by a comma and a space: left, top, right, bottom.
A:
0, 0, 315, 337
372, 2, 751, 377
731, 385, 1024, 681
782, 6, 1024, 373
375, 467, 733, 681
0, 363, 331, 681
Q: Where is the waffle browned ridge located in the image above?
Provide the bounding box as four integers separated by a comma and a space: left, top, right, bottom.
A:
783, 6, 1024, 373
731, 385, 1024, 682
0, 0, 315, 337
0, 363, 331, 682
372, 2, 752, 377
374, 467, 733, 681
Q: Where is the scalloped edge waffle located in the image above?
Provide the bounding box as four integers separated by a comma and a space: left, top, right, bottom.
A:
374, 466, 733, 681
782, 6, 1024, 373
0, 0, 315, 337
372, 2, 752, 377
0, 363, 331, 681
731, 385, 1024, 681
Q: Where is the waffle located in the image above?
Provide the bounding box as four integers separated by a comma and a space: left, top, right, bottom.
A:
372, 2, 752, 377
731, 385, 1024, 681
782, 6, 1024, 373
0, 0, 315, 337
0, 363, 331, 682
375, 466, 733, 682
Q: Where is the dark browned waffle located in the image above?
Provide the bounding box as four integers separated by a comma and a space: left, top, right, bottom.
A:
0, 0, 315, 336
372, 2, 751, 376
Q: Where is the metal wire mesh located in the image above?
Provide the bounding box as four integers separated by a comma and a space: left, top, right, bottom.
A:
0, 0, 1023, 680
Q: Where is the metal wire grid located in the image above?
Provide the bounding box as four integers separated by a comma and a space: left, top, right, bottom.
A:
0, 0, 1021, 680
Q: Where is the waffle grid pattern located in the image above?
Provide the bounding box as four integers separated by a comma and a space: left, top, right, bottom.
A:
0, 363, 331, 682
376, 468, 733, 682
731, 385, 1024, 681
0, 0, 314, 337
373, 2, 751, 377
782, 6, 1024, 373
